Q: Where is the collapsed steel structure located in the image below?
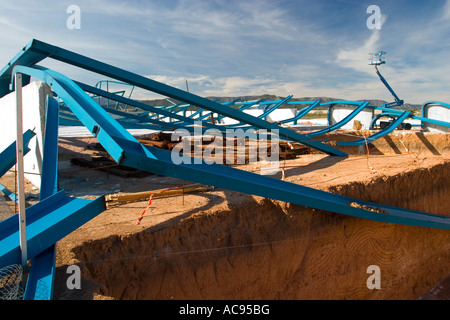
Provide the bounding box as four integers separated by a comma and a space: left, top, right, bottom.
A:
0, 39, 449, 300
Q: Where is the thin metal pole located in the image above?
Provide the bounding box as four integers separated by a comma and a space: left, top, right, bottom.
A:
15, 73, 27, 270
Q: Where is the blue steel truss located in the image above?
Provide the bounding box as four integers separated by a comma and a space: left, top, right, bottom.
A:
10, 63, 450, 232
0, 40, 449, 300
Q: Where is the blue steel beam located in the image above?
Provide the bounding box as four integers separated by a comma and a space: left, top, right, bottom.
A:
338, 111, 411, 146
216, 101, 269, 127
0, 130, 35, 204
23, 96, 60, 300
191, 99, 265, 125
0, 184, 17, 202
219, 96, 293, 127
0, 40, 47, 96
309, 101, 370, 137
59, 104, 186, 132
122, 140, 450, 230
5, 40, 347, 157
414, 115, 450, 128
75, 81, 224, 130
39, 96, 60, 200
12, 65, 450, 231
147, 103, 186, 120
281, 101, 321, 125
192, 99, 241, 121
371, 103, 450, 129
422, 101, 450, 115
0, 190, 106, 269
75, 81, 324, 139
374, 65, 404, 108
22, 246, 55, 300
259, 95, 293, 121
0, 129, 35, 178
421, 101, 450, 130
13, 66, 147, 162
369, 112, 402, 129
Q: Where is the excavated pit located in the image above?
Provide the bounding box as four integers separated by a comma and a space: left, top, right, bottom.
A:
55, 160, 450, 300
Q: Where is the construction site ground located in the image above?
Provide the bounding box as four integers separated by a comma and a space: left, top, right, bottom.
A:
0, 130, 449, 300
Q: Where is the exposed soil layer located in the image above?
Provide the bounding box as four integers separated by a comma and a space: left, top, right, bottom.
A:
44, 133, 450, 300
325, 131, 450, 157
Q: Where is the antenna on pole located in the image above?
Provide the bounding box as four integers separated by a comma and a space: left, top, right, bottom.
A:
368, 51, 403, 108
368, 51, 386, 66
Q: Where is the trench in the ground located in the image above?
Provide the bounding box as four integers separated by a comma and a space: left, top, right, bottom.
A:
68, 162, 450, 300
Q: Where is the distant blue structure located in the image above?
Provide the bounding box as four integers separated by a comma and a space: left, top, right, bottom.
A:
369, 51, 404, 108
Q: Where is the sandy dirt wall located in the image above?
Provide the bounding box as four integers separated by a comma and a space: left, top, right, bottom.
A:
324, 132, 449, 157
60, 162, 450, 300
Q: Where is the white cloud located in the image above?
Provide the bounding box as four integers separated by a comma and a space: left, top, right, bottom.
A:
335, 11, 388, 76
1, 1, 450, 105
140, 73, 380, 102
336, 31, 381, 75
144, 74, 277, 97
442, 0, 450, 20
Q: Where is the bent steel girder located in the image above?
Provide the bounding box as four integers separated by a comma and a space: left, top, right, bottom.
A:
309, 101, 370, 137
2, 39, 346, 157
12, 65, 450, 231
0, 129, 35, 178
369, 112, 401, 129
283, 101, 321, 125
0, 130, 35, 201
252, 96, 293, 121
338, 111, 411, 146
23, 96, 60, 300
221, 99, 323, 129
257, 95, 293, 121
421, 101, 450, 130
75, 81, 223, 130
220, 95, 293, 128
374, 104, 450, 129
59, 104, 195, 132
374, 65, 404, 108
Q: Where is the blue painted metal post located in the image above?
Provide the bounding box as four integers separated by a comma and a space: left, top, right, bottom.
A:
374, 65, 404, 108
23, 96, 60, 300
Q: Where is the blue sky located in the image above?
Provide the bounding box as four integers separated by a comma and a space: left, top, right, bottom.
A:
1, 0, 450, 104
